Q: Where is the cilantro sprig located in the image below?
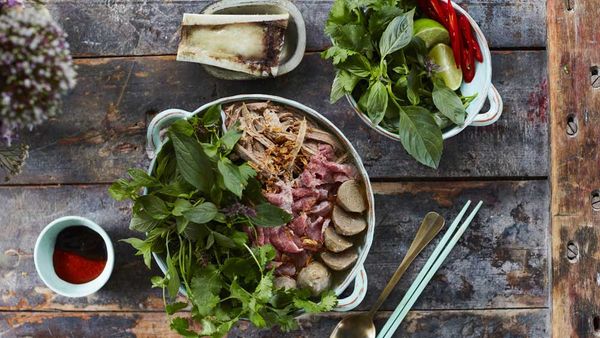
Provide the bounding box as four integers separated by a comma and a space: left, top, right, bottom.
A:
323, 0, 476, 168
109, 105, 337, 337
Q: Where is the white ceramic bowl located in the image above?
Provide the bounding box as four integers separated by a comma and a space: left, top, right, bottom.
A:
347, 0, 503, 140
145, 94, 374, 311
34, 216, 115, 297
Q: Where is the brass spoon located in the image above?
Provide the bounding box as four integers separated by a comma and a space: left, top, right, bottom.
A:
329, 212, 445, 338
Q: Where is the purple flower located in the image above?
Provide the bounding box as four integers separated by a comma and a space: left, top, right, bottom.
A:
222, 202, 257, 219
1, 0, 23, 8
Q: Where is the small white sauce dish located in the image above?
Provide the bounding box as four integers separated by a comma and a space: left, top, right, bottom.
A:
34, 216, 114, 297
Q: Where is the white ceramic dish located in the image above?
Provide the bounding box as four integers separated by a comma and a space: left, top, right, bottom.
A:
346, 0, 503, 140
200, 0, 306, 80
33, 216, 114, 297
145, 94, 373, 311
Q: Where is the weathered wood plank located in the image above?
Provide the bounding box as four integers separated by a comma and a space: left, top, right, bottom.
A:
548, 0, 600, 336
46, 0, 546, 57
0, 181, 548, 311
0, 309, 549, 337
6, 51, 548, 185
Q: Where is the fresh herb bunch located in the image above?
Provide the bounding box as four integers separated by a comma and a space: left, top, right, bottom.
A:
323, 0, 476, 168
109, 105, 337, 337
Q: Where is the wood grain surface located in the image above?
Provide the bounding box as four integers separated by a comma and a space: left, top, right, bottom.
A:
0, 181, 548, 312
548, 0, 600, 336
46, 0, 546, 57
5, 51, 548, 185
0, 309, 549, 337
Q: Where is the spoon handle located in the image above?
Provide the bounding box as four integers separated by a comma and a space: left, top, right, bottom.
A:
367, 212, 444, 318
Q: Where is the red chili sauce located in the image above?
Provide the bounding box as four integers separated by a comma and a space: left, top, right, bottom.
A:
52, 226, 107, 284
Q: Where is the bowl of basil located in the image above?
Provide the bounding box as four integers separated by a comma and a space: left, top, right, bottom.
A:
323, 0, 503, 169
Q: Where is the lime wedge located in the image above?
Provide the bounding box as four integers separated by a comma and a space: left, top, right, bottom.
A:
414, 18, 450, 49
428, 43, 462, 90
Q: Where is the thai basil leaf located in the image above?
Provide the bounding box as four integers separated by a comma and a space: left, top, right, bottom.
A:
432, 81, 467, 125
366, 81, 389, 125
137, 195, 170, 220
202, 104, 222, 126
407, 66, 421, 105
250, 203, 293, 227
166, 254, 180, 299
220, 124, 242, 153
129, 211, 161, 232
379, 9, 415, 57
217, 158, 247, 198
121, 237, 153, 268
182, 202, 217, 224
397, 105, 443, 168
341, 54, 372, 78
169, 126, 214, 193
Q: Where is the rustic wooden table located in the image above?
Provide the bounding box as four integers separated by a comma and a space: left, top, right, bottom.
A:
0, 0, 551, 336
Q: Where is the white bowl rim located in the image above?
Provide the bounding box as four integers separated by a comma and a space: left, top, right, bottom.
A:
33, 215, 115, 298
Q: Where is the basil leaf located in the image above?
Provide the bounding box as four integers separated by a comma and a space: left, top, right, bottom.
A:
220, 125, 242, 153
121, 237, 153, 268
330, 70, 360, 103
407, 66, 421, 105
129, 211, 161, 232
217, 158, 247, 198
379, 9, 415, 57
169, 128, 213, 193
183, 202, 217, 224
251, 203, 293, 227
166, 254, 180, 299
137, 195, 170, 219
366, 81, 389, 125
175, 216, 189, 234
212, 231, 238, 248
341, 54, 372, 78
432, 82, 467, 125
127, 168, 159, 187
397, 105, 443, 168
166, 302, 188, 315
202, 104, 222, 126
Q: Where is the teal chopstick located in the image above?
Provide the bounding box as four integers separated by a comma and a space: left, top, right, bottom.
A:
377, 201, 483, 338
376, 200, 471, 338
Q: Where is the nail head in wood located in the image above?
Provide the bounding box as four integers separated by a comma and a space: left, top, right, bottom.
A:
567, 241, 579, 262
591, 190, 600, 211
591, 66, 600, 88
566, 115, 578, 136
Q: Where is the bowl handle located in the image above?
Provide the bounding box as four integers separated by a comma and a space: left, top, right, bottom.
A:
146, 109, 192, 159
334, 265, 368, 312
471, 85, 503, 127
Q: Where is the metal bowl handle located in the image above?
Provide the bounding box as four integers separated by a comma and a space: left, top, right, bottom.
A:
334, 265, 368, 312
146, 109, 192, 159
471, 85, 503, 127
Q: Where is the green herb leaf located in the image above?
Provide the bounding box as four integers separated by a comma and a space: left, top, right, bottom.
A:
379, 9, 415, 57
169, 125, 214, 193
190, 264, 222, 316
407, 66, 421, 105
127, 168, 159, 187
217, 158, 249, 198
331, 24, 373, 53
366, 81, 389, 125
321, 46, 357, 65
202, 104, 222, 126
129, 211, 161, 232
220, 124, 243, 153
253, 244, 277, 270
170, 317, 196, 337
341, 54, 372, 78
166, 254, 181, 299
293, 289, 338, 313
432, 81, 467, 125
251, 203, 293, 227
368, 5, 404, 38
330, 70, 360, 103
172, 199, 192, 216
254, 273, 274, 303
137, 195, 170, 220
176, 216, 190, 234
166, 301, 188, 315
121, 237, 153, 268
212, 231, 238, 249
397, 105, 443, 168
182, 202, 217, 224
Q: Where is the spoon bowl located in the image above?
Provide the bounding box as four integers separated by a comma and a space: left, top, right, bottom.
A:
330, 313, 376, 338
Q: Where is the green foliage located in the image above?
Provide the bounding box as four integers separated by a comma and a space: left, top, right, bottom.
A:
109, 105, 336, 337
323, 0, 476, 168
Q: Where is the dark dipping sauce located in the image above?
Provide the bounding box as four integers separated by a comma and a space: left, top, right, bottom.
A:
53, 226, 107, 284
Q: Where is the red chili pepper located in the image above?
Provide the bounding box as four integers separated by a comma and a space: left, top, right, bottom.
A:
418, 0, 438, 21
460, 32, 475, 82
445, 0, 461, 68
459, 15, 483, 63
428, 0, 448, 27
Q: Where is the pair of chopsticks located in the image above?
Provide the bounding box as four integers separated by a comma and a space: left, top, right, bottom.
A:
377, 200, 483, 338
